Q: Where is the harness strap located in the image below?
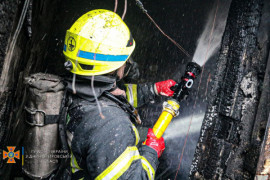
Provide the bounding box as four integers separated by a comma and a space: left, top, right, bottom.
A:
103, 91, 141, 124
24, 107, 60, 126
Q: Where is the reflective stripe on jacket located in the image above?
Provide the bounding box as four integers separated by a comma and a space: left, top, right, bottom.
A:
124, 83, 156, 108
67, 95, 159, 180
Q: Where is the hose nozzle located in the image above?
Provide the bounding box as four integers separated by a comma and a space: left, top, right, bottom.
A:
152, 62, 202, 138
173, 62, 202, 102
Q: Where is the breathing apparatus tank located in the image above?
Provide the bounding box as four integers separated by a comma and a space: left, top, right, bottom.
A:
22, 73, 65, 179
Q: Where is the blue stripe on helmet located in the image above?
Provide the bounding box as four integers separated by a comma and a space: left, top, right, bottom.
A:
64, 44, 67, 52
77, 50, 128, 61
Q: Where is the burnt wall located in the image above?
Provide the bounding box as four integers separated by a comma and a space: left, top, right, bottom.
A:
190, 0, 270, 179
0, 0, 19, 170
0, 0, 18, 73
0, 0, 62, 178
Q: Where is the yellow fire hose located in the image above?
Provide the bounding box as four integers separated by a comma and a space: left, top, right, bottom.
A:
153, 100, 180, 138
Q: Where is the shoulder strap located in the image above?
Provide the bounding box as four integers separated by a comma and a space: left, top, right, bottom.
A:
103, 91, 141, 124
52, 89, 73, 179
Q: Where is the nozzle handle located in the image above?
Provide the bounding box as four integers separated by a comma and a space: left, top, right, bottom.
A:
173, 62, 201, 102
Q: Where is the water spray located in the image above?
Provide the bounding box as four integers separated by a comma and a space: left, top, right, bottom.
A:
152, 62, 202, 138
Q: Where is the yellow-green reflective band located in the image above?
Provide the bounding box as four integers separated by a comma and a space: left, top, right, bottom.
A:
125, 84, 131, 105
141, 156, 155, 180
95, 146, 140, 180
142, 164, 151, 180
132, 84, 138, 108
112, 155, 141, 180
124, 84, 138, 108
132, 124, 140, 145
71, 151, 83, 173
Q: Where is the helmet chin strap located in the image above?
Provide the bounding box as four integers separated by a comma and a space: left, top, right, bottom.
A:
72, 73, 77, 94
72, 55, 80, 94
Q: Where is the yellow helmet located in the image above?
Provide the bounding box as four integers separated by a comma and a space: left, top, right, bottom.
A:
63, 9, 135, 76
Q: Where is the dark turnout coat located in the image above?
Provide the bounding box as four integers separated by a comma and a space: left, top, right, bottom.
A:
65, 75, 158, 180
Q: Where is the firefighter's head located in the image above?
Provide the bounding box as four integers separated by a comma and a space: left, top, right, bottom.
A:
63, 9, 135, 77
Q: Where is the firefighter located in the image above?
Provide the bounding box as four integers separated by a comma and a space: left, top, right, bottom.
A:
63, 9, 176, 180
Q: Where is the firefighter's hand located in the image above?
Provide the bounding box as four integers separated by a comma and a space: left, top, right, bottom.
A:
154, 79, 176, 96
144, 128, 165, 158
110, 87, 126, 97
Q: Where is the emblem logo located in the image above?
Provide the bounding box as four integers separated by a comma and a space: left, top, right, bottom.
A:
3, 146, 20, 163
67, 36, 76, 51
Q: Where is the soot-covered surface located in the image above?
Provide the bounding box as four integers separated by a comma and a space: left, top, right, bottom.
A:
191, 0, 270, 179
